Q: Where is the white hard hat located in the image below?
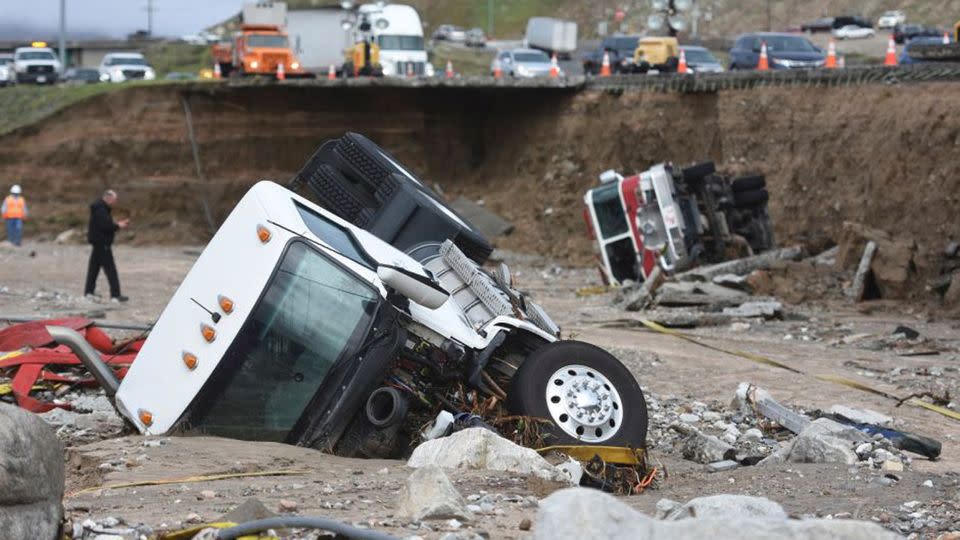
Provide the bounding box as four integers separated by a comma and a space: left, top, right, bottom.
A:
10, 185, 21, 194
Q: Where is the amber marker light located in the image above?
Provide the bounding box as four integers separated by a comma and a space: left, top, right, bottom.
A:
257, 224, 271, 243
201, 323, 216, 342
218, 295, 234, 314
182, 351, 198, 370
138, 409, 154, 427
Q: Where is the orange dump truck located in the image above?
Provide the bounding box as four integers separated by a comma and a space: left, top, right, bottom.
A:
212, 24, 306, 78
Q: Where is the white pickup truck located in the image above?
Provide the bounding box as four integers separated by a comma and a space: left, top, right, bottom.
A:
55, 135, 649, 459
12, 45, 61, 85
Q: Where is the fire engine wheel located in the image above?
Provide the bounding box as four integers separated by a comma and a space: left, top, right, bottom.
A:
733, 188, 769, 208
732, 175, 766, 192
506, 340, 648, 448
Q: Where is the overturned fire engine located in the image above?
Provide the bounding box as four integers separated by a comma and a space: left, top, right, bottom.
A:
583, 161, 775, 285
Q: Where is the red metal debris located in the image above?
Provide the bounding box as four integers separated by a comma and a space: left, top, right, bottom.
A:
0, 318, 143, 413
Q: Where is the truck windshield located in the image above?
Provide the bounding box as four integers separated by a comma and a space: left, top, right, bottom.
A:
17, 51, 55, 60
247, 34, 289, 48
179, 241, 380, 441
591, 183, 629, 238
377, 35, 424, 50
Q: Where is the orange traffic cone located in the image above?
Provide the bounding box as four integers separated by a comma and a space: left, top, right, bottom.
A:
213, 63, 222, 79
445, 60, 454, 78
884, 35, 898, 66
756, 41, 769, 70
943, 31, 951, 44
493, 58, 502, 78
327, 64, 336, 80
677, 48, 688, 73
599, 51, 612, 76
825, 39, 837, 68
276, 62, 286, 80
549, 53, 560, 78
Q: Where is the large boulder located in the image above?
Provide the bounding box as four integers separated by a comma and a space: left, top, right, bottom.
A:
764, 418, 870, 465
407, 428, 569, 483
835, 221, 917, 299
0, 403, 65, 540
396, 465, 472, 522
533, 488, 901, 540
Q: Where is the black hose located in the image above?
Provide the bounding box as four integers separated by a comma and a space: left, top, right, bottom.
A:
215, 516, 398, 540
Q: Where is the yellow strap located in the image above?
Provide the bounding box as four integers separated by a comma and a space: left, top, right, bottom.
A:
68, 469, 310, 497
638, 319, 960, 423
158, 522, 275, 540
537, 445, 644, 466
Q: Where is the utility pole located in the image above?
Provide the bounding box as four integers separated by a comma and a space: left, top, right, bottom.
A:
146, 0, 155, 36
487, 0, 494, 37
58, 0, 66, 71
766, 0, 771, 32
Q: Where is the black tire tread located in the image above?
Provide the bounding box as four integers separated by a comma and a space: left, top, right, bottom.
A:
732, 175, 766, 192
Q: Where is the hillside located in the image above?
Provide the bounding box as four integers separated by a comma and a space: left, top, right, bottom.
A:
285, 0, 957, 39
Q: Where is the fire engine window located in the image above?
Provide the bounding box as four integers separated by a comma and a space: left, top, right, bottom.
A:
592, 183, 629, 238
605, 237, 637, 283
295, 202, 376, 269
182, 241, 380, 442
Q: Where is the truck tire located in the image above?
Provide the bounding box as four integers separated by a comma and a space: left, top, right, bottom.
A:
681, 161, 716, 182
506, 340, 648, 448
732, 175, 766, 192
304, 164, 376, 227
733, 188, 769, 208
297, 133, 493, 263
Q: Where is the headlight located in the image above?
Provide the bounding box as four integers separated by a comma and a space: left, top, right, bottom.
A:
250, 60, 259, 69
516, 65, 530, 75
144, 68, 155, 80
291, 62, 300, 70
112, 68, 123, 78
100, 72, 110, 81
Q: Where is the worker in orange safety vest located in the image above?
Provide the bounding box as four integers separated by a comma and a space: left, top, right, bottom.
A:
2, 184, 27, 247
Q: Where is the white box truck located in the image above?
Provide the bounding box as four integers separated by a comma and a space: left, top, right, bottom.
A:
287, 7, 352, 73
525, 17, 578, 59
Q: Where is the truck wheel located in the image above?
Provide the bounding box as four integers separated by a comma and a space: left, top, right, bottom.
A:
733, 188, 769, 208
506, 341, 648, 448
732, 175, 765, 192
681, 161, 716, 182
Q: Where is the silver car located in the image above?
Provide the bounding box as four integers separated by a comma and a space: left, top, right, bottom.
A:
491, 48, 561, 78
681, 46, 724, 73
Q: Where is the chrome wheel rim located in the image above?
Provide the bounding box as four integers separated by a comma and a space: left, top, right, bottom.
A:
545, 364, 623, 443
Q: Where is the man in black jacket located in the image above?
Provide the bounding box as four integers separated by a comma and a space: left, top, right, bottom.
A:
84, 190, 130, 302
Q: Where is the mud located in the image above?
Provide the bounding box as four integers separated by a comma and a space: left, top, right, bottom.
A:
1, 82, 958, 289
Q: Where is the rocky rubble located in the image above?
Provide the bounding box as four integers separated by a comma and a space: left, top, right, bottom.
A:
533, 488, 901, 540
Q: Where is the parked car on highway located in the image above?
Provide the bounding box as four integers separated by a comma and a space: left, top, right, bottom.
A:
99, 52, 156, 83
582, 35, 640, 75
492, 48, 560, 78
893, 24, 943, 44
801, 17, 835, 33
12, 45, 61, 85
898, 36, 954, 64
832, 16, 873, 29
833, 24, 876, 40
680, 46, 723, 73
877, 10, 907, 29
729, 33, 825, 70
465, 27, 486, 48
0, 53, 13, 86
432, 24, 466, 42
63, 68, 102, 84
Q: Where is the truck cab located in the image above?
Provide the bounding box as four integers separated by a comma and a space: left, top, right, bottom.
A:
358, 3, 433, 77
79, 133, 650, 458
632, 37, 680, 73
215, 24, 306, 77
13, 43, 61, 85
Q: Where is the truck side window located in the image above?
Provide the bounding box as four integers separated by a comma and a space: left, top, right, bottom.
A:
295, 202, 375, 269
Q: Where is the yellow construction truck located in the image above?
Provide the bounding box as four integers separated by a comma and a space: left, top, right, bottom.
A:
629, 36, 681, 73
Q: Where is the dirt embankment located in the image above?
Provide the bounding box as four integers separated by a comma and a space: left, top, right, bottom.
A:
1, 82, 958, 281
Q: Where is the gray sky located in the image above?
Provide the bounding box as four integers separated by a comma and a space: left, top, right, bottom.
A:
1, 0, 245, 39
